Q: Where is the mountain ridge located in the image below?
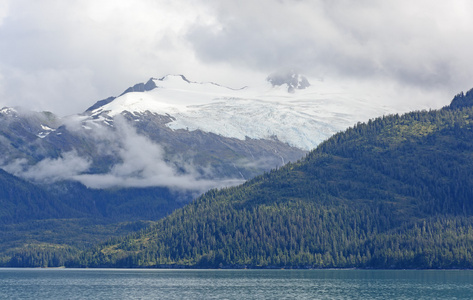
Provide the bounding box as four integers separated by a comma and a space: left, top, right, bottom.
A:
87, 73, 429, 151
1, 72, 428, 193
0, 74, 457, 268
69, 88, 473, 269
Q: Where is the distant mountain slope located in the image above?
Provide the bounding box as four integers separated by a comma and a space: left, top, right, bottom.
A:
0, 174, 192, 267
0, 72, 417, 224
74, 88, 473, 269
1, 72, 434, 193
0, 169, 69, 224
0, 73, 443, 267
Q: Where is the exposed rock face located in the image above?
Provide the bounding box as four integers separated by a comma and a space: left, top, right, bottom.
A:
267, 70, 311, 93
120, 78, 158, 95
0, 106, 306, 189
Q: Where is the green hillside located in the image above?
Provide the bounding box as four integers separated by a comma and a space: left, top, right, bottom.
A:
0, 173, 192, 267
72, 89, 473, 269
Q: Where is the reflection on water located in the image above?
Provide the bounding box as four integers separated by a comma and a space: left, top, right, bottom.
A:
1, 268, 473, 300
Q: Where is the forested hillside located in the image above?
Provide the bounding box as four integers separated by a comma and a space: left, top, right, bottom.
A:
71, 89, 473, 269
0, 177, 192, 267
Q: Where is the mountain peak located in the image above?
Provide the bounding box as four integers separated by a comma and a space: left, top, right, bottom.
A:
266, 70, 311, 93
157, 74, 191, 83
120, 78, 157, 96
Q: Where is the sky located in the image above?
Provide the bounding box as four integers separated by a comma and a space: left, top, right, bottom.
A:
1, 0, 473, 116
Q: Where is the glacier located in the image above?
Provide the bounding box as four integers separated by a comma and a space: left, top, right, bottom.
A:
91, 74, 432, 150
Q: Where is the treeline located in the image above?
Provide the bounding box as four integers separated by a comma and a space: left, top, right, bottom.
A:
1, 245, 79, 268
1, 177, 192, 225
66, 90, 473, 269
6, 88, 473, 268
0, 217, 155, 268
70, 200, 473, 269
0, 174, 191, 267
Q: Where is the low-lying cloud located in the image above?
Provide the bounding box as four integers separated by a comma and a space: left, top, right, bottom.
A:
2, 116, 244, 192
72, 117, 244, 191
2, 151, 91, 184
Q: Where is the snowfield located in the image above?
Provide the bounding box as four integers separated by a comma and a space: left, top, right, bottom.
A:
91, 74, 433, 150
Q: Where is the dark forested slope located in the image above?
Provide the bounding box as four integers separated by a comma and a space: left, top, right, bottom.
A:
0, 169, 72, 224
74, 89, 473, 269
0, 172, 192, 267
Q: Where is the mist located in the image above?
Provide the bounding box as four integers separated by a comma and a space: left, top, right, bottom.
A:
2, 116, 245, 192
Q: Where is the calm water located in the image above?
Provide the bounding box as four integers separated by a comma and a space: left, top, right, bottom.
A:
1, 268, 473, 299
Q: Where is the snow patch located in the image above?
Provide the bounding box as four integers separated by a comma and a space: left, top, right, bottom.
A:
37, 124, 56, 138
41, 124, 55, 131
0, 107, 17, 115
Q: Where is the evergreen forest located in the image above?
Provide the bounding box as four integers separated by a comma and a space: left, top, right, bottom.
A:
69, 89, 473, 269
3, 89, 473, 269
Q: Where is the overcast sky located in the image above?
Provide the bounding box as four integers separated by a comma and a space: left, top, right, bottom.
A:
1, 0, 472, 116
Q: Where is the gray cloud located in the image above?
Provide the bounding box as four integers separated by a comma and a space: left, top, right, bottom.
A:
0, 0, 472, 116
1, 0, 471, 191
187, 0, 473, 94
0, 0, 214, 115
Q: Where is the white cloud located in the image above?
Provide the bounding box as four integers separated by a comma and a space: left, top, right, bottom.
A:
0, 0, 215, 115
0, 0, 9, 27
0, 0, 472, 115
187, 0, 473, 92
1, 116, 243, 192
2, 151, 91, 183
72, 117, 244, 191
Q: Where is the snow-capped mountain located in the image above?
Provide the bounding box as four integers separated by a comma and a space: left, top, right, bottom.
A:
0, 107, 61, 165
0, 107, 59, 140
0, 71, 443, 259
1, 71, 432, 195
88, 72, 426, 151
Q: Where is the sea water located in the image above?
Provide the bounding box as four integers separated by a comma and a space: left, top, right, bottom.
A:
1, 268, 473, 299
